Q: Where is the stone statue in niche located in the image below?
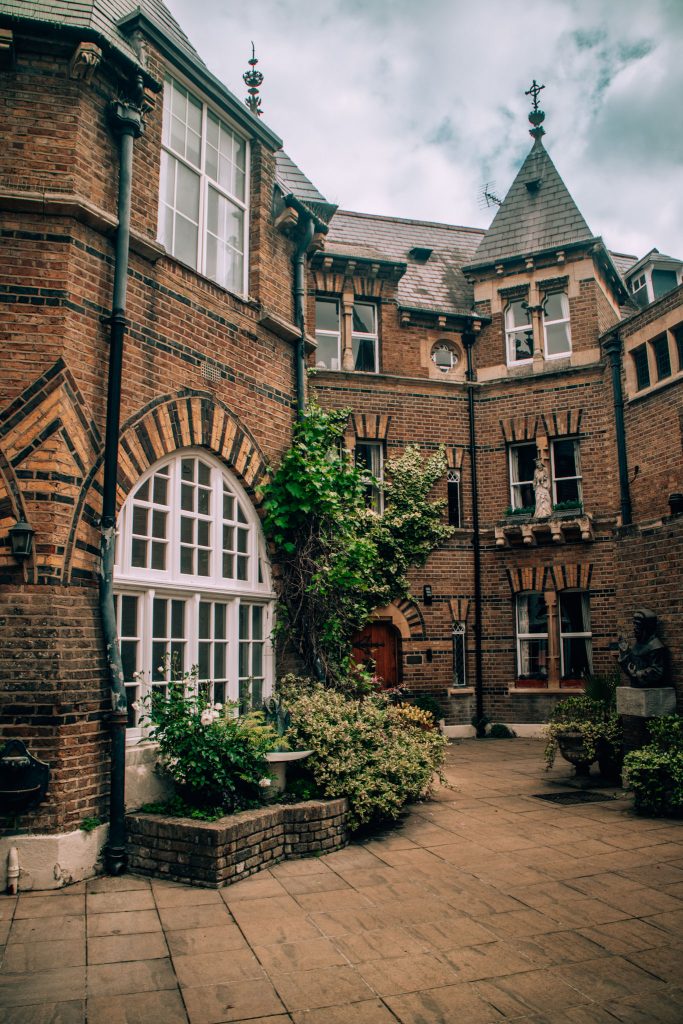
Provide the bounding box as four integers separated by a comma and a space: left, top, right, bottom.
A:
617, 608, 667, 688
533, 457, 552, 518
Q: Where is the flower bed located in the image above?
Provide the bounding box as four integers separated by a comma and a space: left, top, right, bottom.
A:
126, 798, 348, 888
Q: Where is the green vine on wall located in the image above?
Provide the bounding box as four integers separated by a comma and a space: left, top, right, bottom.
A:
260, 405, 453, 687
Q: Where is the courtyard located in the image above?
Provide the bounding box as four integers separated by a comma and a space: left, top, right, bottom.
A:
1, 738, 682, 1023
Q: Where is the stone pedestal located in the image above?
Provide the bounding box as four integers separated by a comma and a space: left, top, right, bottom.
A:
616, 687, 676, 717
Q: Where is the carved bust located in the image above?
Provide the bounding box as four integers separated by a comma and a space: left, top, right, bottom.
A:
617, 608, 667, 689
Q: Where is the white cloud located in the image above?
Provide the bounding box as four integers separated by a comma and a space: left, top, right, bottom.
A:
165, 0, 682, 258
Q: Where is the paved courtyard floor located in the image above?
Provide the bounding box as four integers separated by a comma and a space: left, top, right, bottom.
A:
1, 738, 683, 1023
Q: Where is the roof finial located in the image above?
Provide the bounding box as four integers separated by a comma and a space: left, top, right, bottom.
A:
525, 79, 545, 139
243, 42, 264, 117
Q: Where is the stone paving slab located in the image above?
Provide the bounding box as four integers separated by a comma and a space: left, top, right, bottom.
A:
1, 738, 682, 1022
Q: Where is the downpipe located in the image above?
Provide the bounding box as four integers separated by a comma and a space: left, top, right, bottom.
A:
463, 332, 486, 734
100, 86, 143, 876
603, 332, 632, 526
293, 216, 315, 418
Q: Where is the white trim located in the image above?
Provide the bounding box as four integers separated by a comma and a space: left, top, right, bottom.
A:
159, 74, 250, 297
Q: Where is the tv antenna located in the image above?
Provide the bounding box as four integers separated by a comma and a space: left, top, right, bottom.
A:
479, 182, 502, 210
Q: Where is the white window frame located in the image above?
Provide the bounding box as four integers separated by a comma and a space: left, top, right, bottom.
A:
158, 74, 250, 296
559, 590, 592, 679
505, 299, 533, 365
447, 468, 461, 527
508, 442, 537, 510
355, 440, 384, 512
542, 291, 572, 359
452, 621, 466, 687
114, 449, 274, 739
314, 297, 342, 370
550, 438, 582, 506
351, 301, 378, 373
515, 592, 548, 681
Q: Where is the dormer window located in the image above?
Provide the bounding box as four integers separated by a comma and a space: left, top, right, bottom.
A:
542, 291, 571, 358
505, 300, 533, 364
159, 75, 249, 295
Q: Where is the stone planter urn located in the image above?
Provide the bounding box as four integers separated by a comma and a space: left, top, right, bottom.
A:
555, 730, 595, 776
265, 749, 312, 796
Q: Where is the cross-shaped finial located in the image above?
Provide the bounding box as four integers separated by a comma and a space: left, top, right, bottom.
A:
525, 80, 545, 111
526, 80, 546, 138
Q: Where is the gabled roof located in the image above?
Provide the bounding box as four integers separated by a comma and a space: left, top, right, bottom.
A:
326, 210, 485, 317
624, 247, 683, 279
466, 138, 594, 269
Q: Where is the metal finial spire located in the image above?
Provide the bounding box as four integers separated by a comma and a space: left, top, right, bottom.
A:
525, 79, 546, 139
243, 42, 264, 117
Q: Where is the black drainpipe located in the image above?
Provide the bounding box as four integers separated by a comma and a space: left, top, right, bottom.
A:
462, 331, 485, 733
100, 84, 143, 875
603, 332, 632, 526
293, 216, 315, 418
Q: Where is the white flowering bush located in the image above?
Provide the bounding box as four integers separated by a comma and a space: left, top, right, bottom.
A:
138, 672, 277, 812
281, 678, 447, 829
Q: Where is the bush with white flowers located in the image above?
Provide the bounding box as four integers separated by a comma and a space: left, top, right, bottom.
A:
138, 670, 277, 812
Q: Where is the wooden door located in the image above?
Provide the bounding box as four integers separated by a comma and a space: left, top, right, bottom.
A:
351, 621, 401, 688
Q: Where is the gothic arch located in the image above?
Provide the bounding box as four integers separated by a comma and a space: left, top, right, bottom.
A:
65, 390, 270, 583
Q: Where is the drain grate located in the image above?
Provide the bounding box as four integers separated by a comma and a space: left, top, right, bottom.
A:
533, 790, 617, 805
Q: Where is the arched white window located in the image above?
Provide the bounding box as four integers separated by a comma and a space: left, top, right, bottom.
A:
113, 449, 274, 736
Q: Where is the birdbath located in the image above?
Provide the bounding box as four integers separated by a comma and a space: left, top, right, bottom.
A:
265, 749, 312, 795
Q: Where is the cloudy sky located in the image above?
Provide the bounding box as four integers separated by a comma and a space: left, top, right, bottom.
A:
165, 0, 681, 260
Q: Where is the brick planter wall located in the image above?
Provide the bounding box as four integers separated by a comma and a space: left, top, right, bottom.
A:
126, 798, 348, 888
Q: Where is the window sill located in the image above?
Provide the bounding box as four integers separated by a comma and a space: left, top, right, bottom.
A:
495, 512, 593, 547
511, 683, 584, 695
447, 687, 474, 697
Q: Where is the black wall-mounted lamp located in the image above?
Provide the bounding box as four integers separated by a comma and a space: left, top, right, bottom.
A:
9, 519, 34, 561
423, 584, 433, 606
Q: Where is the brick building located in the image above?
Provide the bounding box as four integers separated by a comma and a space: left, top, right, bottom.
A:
0, 0, 681, 887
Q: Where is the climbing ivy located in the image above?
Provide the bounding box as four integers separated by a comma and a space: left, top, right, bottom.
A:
260, 404, 453, 687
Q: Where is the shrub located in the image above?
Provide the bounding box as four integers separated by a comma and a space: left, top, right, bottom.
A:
280, 678, 447, 829
624, 715, 683, 817
139, 677, 276, 812
543, 679, 622, 771
488, 722, 516, 739
405, 692, 443, 724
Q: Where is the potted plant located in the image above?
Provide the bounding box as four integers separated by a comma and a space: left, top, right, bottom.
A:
544, 673, 622, 781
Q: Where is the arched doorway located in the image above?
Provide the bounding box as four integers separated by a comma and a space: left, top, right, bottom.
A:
351, 620, 402, 688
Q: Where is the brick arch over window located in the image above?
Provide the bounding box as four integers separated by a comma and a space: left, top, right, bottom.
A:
0, 445, 32, 580
65, 390, 270, 583
373, 598, 426, 641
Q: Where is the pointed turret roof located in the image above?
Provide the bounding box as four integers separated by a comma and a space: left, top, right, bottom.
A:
466, 137, 595, 269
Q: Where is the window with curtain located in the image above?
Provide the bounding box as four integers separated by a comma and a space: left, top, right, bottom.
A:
509, 443, 537, 509
355, 441, 384, 512
516, 593, 548, 679
114, 450, 274, 736
559, 591, 592, 678
542, 292, 571, 358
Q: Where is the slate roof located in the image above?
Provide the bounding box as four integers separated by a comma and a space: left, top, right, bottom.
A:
274, 151, 337, 226
0, 0, 202, 71
467, 138, 595, 268
326, 210, 485, 317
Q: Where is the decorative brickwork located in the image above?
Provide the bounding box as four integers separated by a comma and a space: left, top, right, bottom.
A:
126, 798, 349, 888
